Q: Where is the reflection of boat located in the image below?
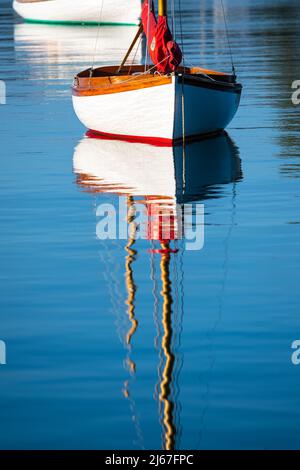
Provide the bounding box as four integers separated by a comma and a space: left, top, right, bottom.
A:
14, 23, 142, 80
74, 134, 242, 449
73, 132, 242, 204
13, 0, 141, 26
74, 132, 242, 246
72, 0, 242, 144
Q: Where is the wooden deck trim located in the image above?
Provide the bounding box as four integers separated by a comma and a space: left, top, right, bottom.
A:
73, 74, 172, 97
72, 65, 235, 98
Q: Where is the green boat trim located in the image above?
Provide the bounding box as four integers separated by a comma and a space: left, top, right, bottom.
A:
24, 18, 139, 27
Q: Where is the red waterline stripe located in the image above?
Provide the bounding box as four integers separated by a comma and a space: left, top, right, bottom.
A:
86, 129, 225, 147
86, 130, 174, 147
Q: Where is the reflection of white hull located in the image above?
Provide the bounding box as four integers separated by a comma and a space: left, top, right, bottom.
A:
13, 0, 141, 25
74, 137, 175, 199
73, 76, 241, 145
73, 133, 241, 202
73, 134, 242, 243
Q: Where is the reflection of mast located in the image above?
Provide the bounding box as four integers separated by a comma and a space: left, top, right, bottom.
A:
148, 200, 183, 450
158, 241, 176, 451
123, 196, 138, 395
121, 196, 144, 448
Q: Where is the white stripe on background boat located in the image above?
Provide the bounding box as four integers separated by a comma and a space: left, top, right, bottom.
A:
13, 0, 141, 25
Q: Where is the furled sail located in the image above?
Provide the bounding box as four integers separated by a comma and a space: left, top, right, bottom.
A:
141, 0, 182, 74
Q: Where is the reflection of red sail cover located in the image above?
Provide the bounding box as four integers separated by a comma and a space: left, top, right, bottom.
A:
141, 0, 182, 74
146, 202, 179, 254
146, 202, 177, 242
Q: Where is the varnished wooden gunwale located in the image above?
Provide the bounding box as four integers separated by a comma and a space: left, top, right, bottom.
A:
73, 74, 172, 97
72, 65, 237, 98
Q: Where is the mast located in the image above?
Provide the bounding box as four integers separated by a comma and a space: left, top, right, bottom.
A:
158, 0, 167, 17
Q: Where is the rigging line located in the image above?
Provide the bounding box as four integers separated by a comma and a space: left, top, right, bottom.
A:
181, 76, 186, 194
178, 0, 185, 68
128, 33, 143, 76
98, 241, 124, 342
145, 0, 151, 72
159, 243, 176, 451
116, 55, 171, 85
171, 0, 176, 40
90, 0, 104, 77
220, 0, 236, 76
122, 197, 145, 449
150, 242, 164, 405
182, 57, 218, 82
86, 54, 172, 92
197, 180, 238, 449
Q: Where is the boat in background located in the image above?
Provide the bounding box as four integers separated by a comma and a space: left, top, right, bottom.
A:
13, 0, 141, 26
72, 0, 242, 145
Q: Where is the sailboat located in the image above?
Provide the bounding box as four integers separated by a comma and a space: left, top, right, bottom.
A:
13, 0, 141, 26
72, 0, 242, 145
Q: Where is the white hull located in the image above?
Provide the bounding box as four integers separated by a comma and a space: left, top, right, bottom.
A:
73, 80, 175, 143
72, 75, 241, 144
13, 0, 141, 25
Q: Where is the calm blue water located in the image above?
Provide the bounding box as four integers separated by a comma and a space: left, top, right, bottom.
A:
0, 0, 300, 450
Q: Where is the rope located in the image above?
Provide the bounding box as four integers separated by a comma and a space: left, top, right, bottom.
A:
220, 0, 236, 76
178, 0, 185, 69
115, 55, 172, 85
84, 57, 172, 94
181, 58, 219, 82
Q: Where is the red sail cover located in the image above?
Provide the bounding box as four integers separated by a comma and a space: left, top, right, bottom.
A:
141, 0, 182, 74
